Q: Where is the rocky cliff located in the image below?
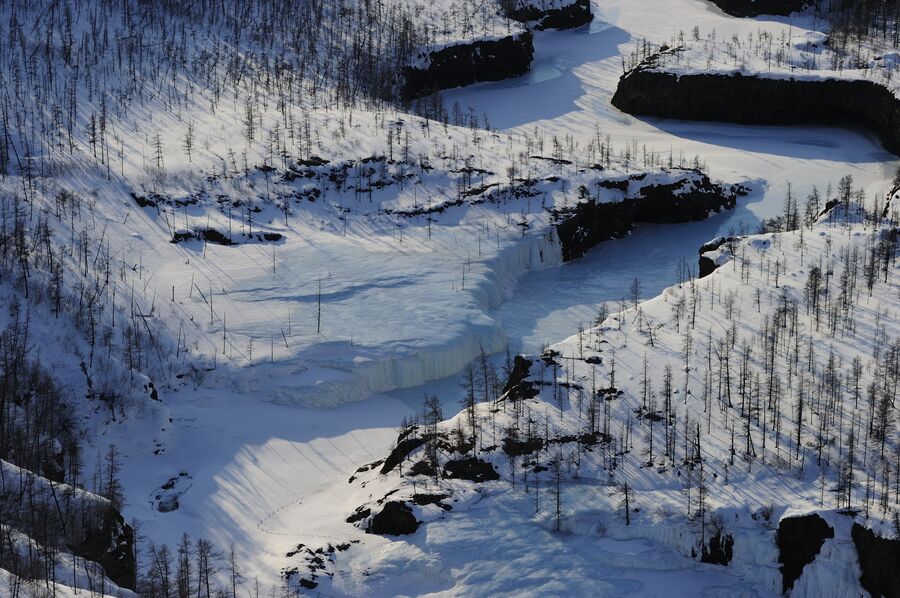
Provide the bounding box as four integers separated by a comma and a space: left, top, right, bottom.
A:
612, 67, 900, 156
506, 0, 592, 30
852, 523, 900, 598
777, 514, 834, 593
554, 173, 747, 262
69, 508, 136, 590
707, 0, 808, 17
402, 32, 533, 100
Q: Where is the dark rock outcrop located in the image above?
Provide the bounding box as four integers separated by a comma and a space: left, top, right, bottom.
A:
500, 355, 540, 402
698, 255, 718, 278
408, 459, 438, 477
851, 523, 900, 598
70, 510, 136, 590
348, 459, 384, 482
172, 228, 234, 246
171, 228, 283, 245
152, 471, 192, 513
698, 236, 736, 278
555, 173, 745, 262
612, 66, 900, 156
502, 435, 545, 456
367, 501, 420, 535
381, 436, 428, 474
506, 0, 592, 30
402, 32, 533, 100
699, 236, 728, 255
411, 493, 452, 510
157, 495, 179, 512
443, 457, 501, 482
346, 506, 371, 524
776, 514, 834, 594
701, 530, 734, 565
707, 0, 808, 17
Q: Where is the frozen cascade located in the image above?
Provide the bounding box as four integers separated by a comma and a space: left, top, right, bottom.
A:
252, 228, 563, 406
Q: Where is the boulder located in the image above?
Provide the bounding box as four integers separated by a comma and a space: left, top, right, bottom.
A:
367, 501, 420, 535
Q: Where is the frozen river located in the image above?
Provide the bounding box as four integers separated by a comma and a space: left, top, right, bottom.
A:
123, 0, 899, 591
443, 0, 896, 355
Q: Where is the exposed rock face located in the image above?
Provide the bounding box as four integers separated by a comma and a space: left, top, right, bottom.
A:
776, 514, 834, 594
555, 173, 745, 262
152, 471, 193, 513
402, 32, 533, 100
698, 236, 737, 278
411, 493, 451, 508
367, 501, 420, 535
506, 0, 592, 30
701, 530, 734, 565
502, 435, 545, 456
157, 495, 179, 512
70, 510, 136, 590
443, 457, 501, 482
500, 355, 540, 402
171, 228, 283, 245
698, 255, 718, 278
707, 0, 808, 17
380, 436, 428, 474
851, 523, 900, 598
612, 68, 900, 156
408, 459, 438, 477
699, 236, 728, 256
346, 506, 371, 524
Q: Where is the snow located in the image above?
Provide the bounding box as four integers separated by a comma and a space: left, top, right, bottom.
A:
338, 197, 897, 596
0, 461, 138, 597
622, 7, 900, 98
2, 0, 899, 593
441, 0, 897, 354
790, 514, 863, 598
397, 0, 524, 51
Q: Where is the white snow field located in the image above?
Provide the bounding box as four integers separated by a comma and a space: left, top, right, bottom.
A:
1, 0, 899, 595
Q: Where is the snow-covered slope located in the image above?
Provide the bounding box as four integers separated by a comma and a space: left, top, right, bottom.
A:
334, 193, 899, 596
0, 459, 138, 596
3, 0, 900, 594
0, 78, 747, 408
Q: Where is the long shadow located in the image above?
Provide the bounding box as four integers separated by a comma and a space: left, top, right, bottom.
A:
119, 379, 411, 571
442, 25, 630, 129
629, 117, 895, 164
